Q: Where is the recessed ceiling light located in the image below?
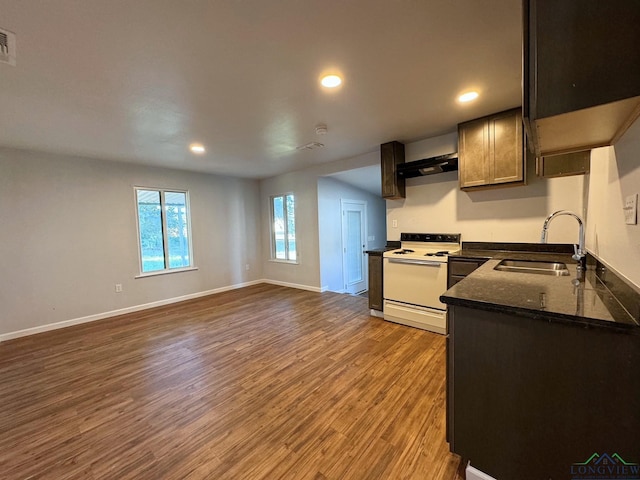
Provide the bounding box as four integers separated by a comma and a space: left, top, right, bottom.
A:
321, 75, 342, 88
458, 91, 479, 103
189, 143, 206, 154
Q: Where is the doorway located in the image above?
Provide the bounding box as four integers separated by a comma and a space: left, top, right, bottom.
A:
341, 200, 367, 294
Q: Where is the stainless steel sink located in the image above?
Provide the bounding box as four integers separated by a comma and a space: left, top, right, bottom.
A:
494, 259, 570, 276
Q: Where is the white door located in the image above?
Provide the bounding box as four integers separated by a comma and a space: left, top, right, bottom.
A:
341, 200, 367, 294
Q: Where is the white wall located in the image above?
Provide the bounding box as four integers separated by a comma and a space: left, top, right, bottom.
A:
386, 133, 586, 244
317, 177, 386, 292
586, 119, 640, 288
0, 148, 262, 338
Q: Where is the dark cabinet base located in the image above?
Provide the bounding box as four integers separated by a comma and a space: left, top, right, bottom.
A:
447, 257, 488, 288
447, 305, 640, 480
367, 253, 383, 311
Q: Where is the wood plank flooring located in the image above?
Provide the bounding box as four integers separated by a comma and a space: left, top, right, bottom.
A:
0, 284, 463, 480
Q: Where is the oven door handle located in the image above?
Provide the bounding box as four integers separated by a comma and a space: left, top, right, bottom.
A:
387, 258, 443, 267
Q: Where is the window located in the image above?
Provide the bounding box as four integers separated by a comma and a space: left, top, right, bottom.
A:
271, 193, 297, 261
135, 188, 193, 274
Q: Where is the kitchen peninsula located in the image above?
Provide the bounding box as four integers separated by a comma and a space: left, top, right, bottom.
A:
441, 243, 640, 479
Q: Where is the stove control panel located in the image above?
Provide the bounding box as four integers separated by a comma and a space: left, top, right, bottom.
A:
400, 232, 461, 243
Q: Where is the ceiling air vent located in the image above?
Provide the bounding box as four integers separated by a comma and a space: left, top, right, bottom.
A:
0, 28, 16, 66
296, 142, 324, 151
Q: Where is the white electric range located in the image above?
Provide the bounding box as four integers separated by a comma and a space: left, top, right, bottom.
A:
383, 232, 461, 334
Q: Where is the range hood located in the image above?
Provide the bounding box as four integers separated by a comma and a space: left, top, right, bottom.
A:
396, 153, 458, 178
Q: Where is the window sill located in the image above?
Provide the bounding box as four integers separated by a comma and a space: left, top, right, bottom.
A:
135, 266, 198, 279
269, 259, 299, 265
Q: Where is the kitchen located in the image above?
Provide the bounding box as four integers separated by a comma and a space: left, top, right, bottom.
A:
367, 1, 640, 476
368, 126, 640, 478
1, 0, 640, 479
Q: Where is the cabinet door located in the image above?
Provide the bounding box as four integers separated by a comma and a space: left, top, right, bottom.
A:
532, 0, 640, 119
523, 0, 640, 156
536, 150, 590, 178
450, 305, 640, 479
489, 109, 523, 185
380, 141, 405, 199
459, 108, 524, 190
368, 254, 383, 311
458, 117, 490, 189
447, 258, 488, 288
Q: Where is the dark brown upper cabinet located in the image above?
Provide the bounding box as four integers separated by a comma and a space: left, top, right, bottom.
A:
380, 141, 405, 199
458, 108, 525, 190
523, 0, 640, 157
536, 150, 590, 178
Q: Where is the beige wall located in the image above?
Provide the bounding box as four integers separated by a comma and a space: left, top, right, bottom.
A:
260, 133, 590, 292
259, 151, 381, 290
386, 133, 586, 244
586, 119, 640, 287
0, 148, 262, 338
260, 169, 322, 290
3, 118, 637, 340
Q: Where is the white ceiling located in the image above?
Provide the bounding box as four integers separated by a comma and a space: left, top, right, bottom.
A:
0, 0, 522, 179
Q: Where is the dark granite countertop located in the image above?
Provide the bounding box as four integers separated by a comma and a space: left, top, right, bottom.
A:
365, 248, 392, 255
448, 241, 575, 260
366, 241, 401, 255
441, 246, 640, 335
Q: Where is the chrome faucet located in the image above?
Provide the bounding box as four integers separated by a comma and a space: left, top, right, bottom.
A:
541, 210, 586, 270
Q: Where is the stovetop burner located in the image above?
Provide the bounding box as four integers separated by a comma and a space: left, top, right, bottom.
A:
425, 250, 450, 257
383, 233, 461, 262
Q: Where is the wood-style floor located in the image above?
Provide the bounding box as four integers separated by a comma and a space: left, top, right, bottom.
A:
0, 284, 463, 480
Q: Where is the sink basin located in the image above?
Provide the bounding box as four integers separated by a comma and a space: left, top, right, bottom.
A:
494, 259, 570, 276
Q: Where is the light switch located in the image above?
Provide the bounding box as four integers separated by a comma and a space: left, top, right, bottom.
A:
624, 194, 638, 225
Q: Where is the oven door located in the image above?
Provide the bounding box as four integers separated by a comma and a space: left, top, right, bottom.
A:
383, 257, 447, 309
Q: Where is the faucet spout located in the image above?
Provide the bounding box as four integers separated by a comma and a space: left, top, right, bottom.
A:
540, 210, 586, 269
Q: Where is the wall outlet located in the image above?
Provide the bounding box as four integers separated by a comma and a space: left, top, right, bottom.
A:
368, 235, 375, 242
392, 219, 398, 228
115, 284, 123, 293
245, 264, 250, 271
624, 194, 638, 225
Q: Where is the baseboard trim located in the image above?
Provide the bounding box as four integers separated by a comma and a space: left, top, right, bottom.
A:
261, 279, 325, 293
466, 464, 497, 480
0, 279, 270, 342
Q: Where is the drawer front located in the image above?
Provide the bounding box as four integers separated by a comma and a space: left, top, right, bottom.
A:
448, 275, 466, 288
449, 259, 485, 276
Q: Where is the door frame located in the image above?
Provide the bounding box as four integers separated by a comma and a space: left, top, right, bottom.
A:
340, 199, 368, 294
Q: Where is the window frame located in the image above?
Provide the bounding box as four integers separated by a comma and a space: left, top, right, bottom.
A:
134, 186, 196, 277
270, 192, 298, 264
